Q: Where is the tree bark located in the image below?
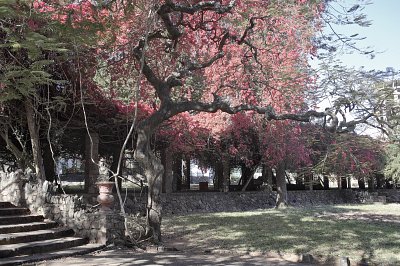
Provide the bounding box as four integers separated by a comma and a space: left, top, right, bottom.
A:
241, 164, 258, 191
261, 165, 273, 192
84, 132, 99, 194
222, 155, 230, 192
375, 173, 383, 189
275, 163, 288, 208
182, 157, 191, 190
42, 143, 55, 182
214, 159, 224, 191
135, 126, 163, 243
323, 176, 330, 190
162, 148, 173, 193
25, 100, 46, 181
341, 176, 348, 189
358, 177, 366, 189
172, 154, 182, 192
0, 128, 32, 171
367, 175, 375, 189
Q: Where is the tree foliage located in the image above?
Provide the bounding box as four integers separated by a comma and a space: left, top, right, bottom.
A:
0, 0, 390, 243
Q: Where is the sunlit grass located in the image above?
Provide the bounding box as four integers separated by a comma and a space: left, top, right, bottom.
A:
162, 204, 400, 265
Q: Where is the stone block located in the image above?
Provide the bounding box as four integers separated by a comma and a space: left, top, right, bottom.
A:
326, 256, 351, 266
300, 253, 315, 263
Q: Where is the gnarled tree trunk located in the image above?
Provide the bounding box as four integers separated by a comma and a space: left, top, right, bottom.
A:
134, 126, 163, 243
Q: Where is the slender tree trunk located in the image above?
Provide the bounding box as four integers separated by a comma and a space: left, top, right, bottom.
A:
162, 148, 173, 193
25, 100, 46, 181
261, 165, 274, 192
375, 173, 382, 189
323, 176, 330, 190
341, 176, 348, 189
182, 157, 191, 190
135, 126, 163, 243
172, 154, 182, 192
260, 165, 268, 190
214, 159, 223, 191
0, 128, 32, 171
367, 175, 375, 189
42, 143, 55, 182
110, 146, 122, 191
358, 177, 366, 189
241, 164, 258, 191
222, 155, 230, 192
161, 149, 166, 193
295, 173, 304, 189
84, 132, 99, 194
275, 163, 288, 208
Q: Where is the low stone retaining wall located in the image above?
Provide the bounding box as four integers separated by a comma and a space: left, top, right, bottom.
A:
2, 170, 398, 244
372, 189, 400, 203
0, 171, 124, 245
121, 189, 359, 215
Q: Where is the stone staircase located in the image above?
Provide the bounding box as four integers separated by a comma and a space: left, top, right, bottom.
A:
0, 201, 103, 265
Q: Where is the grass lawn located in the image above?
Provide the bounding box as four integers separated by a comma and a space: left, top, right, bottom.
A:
162, 204, 400, 265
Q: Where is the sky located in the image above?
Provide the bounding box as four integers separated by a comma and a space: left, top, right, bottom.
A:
316, 0, 400, 136
333, 0, 400, 72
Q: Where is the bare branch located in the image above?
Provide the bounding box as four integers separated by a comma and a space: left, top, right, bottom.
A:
160, 0, 236, 15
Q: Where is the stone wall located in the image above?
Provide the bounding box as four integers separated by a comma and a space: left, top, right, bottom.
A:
2, 170, 399, 244
0, 171, 124, 245
120, 189, 360, 216
372, 189, 400, 203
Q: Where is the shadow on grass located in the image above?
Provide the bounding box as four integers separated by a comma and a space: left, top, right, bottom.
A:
162, 205, 400, 265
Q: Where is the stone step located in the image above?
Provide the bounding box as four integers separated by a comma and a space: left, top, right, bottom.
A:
0, 215, 44, 226
0, 236, 88, 258
0, 203, 14, 209
0, 243, 104, 265
0, 208, 30, 216
0, 228, 74, 245
0, 221, 57, 234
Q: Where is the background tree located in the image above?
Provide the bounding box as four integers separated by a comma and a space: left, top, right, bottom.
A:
0, 0, 72, 180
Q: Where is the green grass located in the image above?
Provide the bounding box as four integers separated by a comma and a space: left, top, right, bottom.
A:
162, 204, 400, 265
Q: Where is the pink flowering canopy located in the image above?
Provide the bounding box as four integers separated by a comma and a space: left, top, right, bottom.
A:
28, 0, 326, 166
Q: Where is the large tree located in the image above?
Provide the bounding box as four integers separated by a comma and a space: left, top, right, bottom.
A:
8, 0, 377, 243
83, 0, 324, 242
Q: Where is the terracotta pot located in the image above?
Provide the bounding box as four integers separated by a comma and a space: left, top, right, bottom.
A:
96, 181, 114, 212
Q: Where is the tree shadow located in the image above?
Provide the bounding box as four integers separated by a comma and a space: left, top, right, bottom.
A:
162, 206, 400, 265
